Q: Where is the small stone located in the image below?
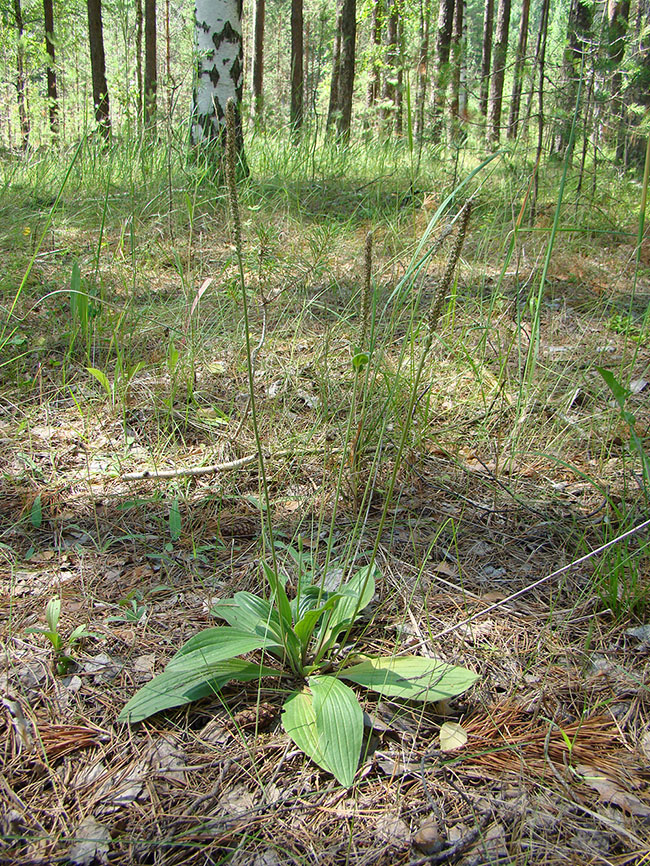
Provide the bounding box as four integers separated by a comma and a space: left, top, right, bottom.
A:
413, 816, 443, 854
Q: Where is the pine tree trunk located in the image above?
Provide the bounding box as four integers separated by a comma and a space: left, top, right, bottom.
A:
486, 0, 511, 148
366, 0, 382, 114
43, 0, 58, 137
552, 0, 592, 157
87, 0, 111, 141
13, 0, 29, 149
136, 0, 143, 119
326, 1, 342, 132
449, 0, 463, 126
165, 0, 171, 115
192, 0, 246, 169
432, 0, 454, 142
479, 0, 494, 117
336, 0, 356, 139
382, 1, 399, 133
507, 0, 529, 139
606, 0, 630, 163
144, 0, 157, 129
251, 0, 265, 126
414, 0, 430, 142
290, 0, 303, 136
530, 0, 550, 222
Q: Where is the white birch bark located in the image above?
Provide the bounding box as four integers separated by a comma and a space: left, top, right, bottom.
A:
192, 0, 243, 145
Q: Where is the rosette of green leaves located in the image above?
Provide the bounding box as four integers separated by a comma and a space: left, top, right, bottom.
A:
119, 563, 478, 787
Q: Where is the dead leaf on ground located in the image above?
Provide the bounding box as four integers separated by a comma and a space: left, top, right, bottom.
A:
68, 816, 111, 866
375, 813, 410, 846
577, 764, 650, 817
439, 721, 468, 752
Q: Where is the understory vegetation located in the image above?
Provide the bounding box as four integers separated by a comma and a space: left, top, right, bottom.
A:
1, 126, 650, 864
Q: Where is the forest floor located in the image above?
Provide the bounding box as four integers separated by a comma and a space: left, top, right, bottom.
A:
1, 138, 650, 865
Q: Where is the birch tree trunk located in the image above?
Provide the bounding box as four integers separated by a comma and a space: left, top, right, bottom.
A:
192, 0, 245, 167
414, 0, 430, 142
432, 0, 454, 142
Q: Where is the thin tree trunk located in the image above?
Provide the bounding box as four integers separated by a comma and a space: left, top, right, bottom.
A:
414, 0, 430, 142
366, 0, 382, 115
486, 0, 511, 148
43, 0, 58, 136
553, 0, 592, 157
87, 0, 111, 141
382, 1, 399, 133
290, 0, 303, 136
326, 0, 342, 132
479, 0, 494, 116
144, 0, 157, 129
395, 15, 403, 135
136, 0, 143, 119
165, 0, 171, 115
336, 0, 356, 139
13, 0, 29, 149
251, 0, 265, 126
432, 0, 454, 142
530, 0, 550, 222
449, 0, 463, 124
606, 0, 630, 163
507, 0, 530, 139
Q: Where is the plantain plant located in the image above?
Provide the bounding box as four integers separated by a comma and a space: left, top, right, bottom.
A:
118, 559, 478, 787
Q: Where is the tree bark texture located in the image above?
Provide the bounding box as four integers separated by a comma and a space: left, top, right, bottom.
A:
13, 0, 29, 149
336, 0, 356, 139
326, 0, 342, 132
43, 0, 58, 135
290, 0, 303, 135
449, 0, 464, 122
606, 0, 630, 162
479, 0, 494, 116
144, 0, 157, 128
382, 0, 399, 132
553, 0, 592, 156
432, 0, 454, 141
414, 0, 430, 141
507, 0, 530, 139
366, 0, 382, 112
251, 0, 265, 124
192, 0, 245, 160
87, 0, 111, 141
486, 0, 511, 147
136, 0, 143, 117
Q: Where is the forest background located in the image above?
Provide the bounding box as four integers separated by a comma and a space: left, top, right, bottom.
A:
2, 0, 650, 864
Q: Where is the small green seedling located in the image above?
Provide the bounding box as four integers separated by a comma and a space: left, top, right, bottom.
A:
107, 590, 148, 624
26, 597, 99, 675
119, 558, 479, 787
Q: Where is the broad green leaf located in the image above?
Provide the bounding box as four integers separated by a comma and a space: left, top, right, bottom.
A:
30, 494, 42, 528
211, 593, 286, 652
46, 597, 61, 633
167, 626, 272, 670
169, 499, 182, 541
318, 564, 377, 649
119, 658, 278, 723
87, 367, 112, 399
262, 561, 293, 627
282, 675, 363, 787
597, 367, 628, 412
339, 656, 478, 702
